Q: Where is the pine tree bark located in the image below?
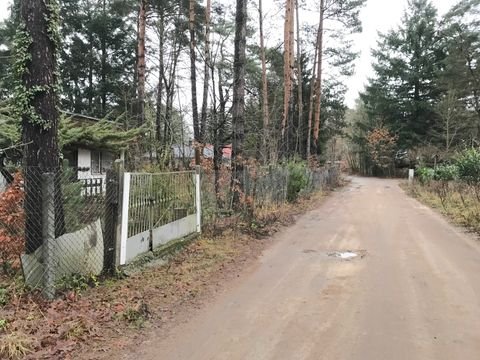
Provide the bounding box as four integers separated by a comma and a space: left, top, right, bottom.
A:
156, 14, 164, 143
137, 0, 147, 126
88, 34, 94, 113
200, 0, 211, 143
312, 0, 324, 155
259, 0, 269, 163
189, 0, 200, 164
306, 32, 318, 160
19, 0, 61, 253
100, 0, 107, 116
232, 0, 247, 208
282, 0, 295, 155
295, 0, 303, 156
281, 0, 294, 146
211, 63, 221, 207
164, 38, 181, 152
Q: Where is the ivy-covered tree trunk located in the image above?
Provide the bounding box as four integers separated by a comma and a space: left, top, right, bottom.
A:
231, 0, 247, 209
17, 0, 62, 253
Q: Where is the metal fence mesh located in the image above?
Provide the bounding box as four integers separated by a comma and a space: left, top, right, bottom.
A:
0, 167, 117, 297
201, 165, 340, 226
0, 164, 339, 297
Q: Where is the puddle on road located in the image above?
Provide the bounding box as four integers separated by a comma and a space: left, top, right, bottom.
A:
328, 251, 358, 259
302, 249, 367, 260
327, 250, 367, 260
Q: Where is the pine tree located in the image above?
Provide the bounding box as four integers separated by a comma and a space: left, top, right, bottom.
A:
310, 0, 365, 156
59, 0, 137, 118
362, 0, 444, 148
232, 0, 247, 208
15, 0, 62, 253
439, 0, 480, 133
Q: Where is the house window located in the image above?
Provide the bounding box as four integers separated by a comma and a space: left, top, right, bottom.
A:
91, 151, 114, 174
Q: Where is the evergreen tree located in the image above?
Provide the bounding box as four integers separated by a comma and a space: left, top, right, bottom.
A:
362, 0, 444, 148
439, 0, 480, 134
59, 0, 137, 118
0, 1, 19, 101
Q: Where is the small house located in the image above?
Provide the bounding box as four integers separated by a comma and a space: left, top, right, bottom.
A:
62, 112, 125, 195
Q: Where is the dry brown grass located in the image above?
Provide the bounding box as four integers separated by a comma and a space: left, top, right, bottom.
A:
0, 187, 339, 359
402, 181, 480, 232
0, 332, 33, 360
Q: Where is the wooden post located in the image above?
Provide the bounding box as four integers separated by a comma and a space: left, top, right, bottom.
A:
114, 160, 125, 268
105, 165, 120, 274
42, 173, 55, 299
195, 166, 201, 233
119, 171, 131, 265
148, 173, 154, 252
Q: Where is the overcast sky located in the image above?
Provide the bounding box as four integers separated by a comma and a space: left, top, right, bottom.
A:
0, 0, 459, 108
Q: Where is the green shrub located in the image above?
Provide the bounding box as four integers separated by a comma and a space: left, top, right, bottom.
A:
56, 273, 99, 293
434, 164, 459, 181
287, 162, 309, 202
456, 148, 480, 183
416, 166, 435, 184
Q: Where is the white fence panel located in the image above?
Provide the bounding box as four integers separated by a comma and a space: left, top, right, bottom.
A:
119, 169, 200, 265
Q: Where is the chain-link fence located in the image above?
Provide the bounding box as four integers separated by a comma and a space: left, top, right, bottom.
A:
0, 163, 339, 297
0, 166, 118, 298
201, 165, 340, 226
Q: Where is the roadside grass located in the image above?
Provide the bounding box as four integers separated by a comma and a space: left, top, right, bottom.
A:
402, 181, 480, 233
0, 187, 339, 360
0, 332, 33, 360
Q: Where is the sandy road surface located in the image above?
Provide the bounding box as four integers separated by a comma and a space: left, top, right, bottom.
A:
129, 177, 480, 360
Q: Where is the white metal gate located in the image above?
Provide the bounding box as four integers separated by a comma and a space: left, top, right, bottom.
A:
119, 169, 201, 265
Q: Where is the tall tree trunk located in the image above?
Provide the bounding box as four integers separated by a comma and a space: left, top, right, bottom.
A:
200, 0, 211, 143
312, 0, 324, 155
258, 0, 269, 163
137, 0, 147, 126
232, 0, 247, 209
164, 39, 181, 158
306, 29, 319, 160
100, 0, 107, 116
211, 63, 221, 206
87, 29, 93, 113
281, 0, 294, 148
189, 0, 201, 164
295, 0, 303, 157
156, 15, 164, 144
19, 0, 61, 253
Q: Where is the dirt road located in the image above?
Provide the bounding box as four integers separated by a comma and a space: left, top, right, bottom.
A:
132, 177, 480, 360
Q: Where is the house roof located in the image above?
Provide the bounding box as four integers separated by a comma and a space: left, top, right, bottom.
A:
62, 111, 118, 126
172, 144, 232, 159
61, 111, 139, 152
